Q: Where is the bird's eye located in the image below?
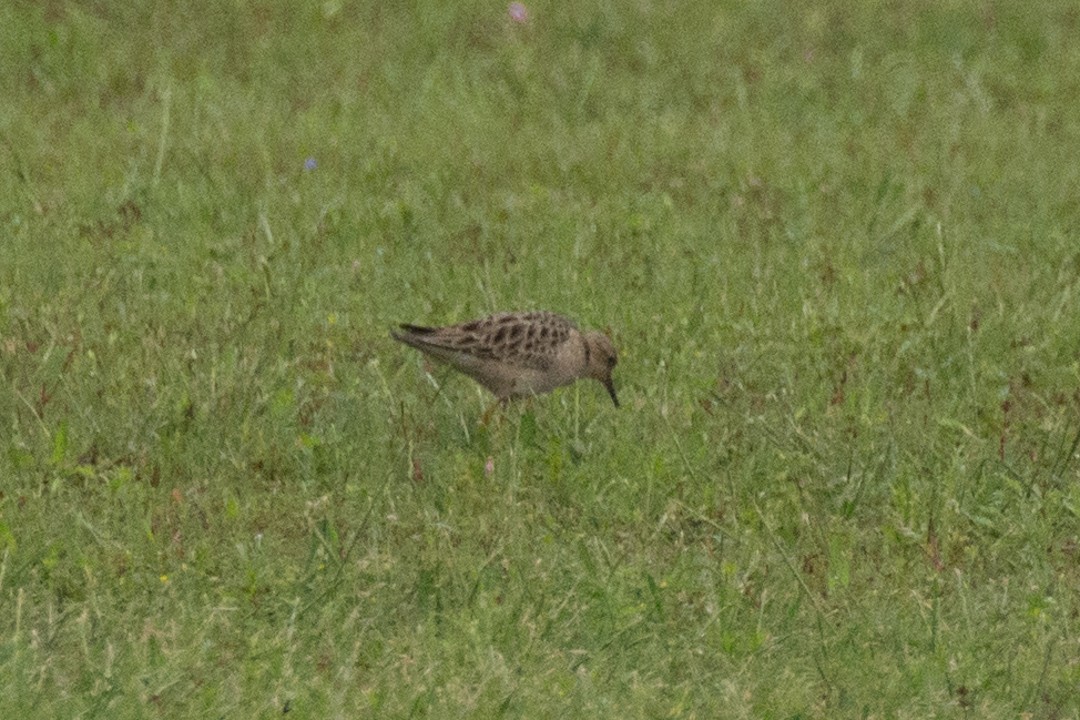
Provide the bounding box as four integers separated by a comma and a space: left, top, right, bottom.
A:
607, 356, 617, 368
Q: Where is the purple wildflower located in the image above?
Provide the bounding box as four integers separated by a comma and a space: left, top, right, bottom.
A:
508, 2, 528, 24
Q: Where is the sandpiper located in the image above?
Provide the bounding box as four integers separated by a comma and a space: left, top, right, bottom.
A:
391, 311, 619, 407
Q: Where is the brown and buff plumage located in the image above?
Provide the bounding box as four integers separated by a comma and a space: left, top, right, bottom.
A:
391, 311, 619, 407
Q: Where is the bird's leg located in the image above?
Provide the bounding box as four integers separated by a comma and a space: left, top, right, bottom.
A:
480, 398, 508, 428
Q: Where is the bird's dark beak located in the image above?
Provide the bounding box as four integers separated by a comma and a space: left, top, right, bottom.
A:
604, 378, 619, 407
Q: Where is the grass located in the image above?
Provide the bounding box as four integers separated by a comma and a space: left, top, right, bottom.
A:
3, 0, 1080, 716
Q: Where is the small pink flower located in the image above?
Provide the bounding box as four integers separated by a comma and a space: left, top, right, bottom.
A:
484, 456, 495, 476
508, 2, 528, 24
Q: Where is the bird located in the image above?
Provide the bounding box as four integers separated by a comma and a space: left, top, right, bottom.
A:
391, 311, 619, 408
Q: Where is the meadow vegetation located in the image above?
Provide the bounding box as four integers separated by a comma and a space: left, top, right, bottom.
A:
2, 0, 1080, 716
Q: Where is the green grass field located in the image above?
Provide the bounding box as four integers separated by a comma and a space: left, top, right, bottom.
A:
3, 1, 1080, 716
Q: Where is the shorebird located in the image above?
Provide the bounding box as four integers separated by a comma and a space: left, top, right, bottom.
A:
391, 311, 619, 407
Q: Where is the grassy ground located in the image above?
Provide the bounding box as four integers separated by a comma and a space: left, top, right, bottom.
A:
3, 0, 1080, 717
